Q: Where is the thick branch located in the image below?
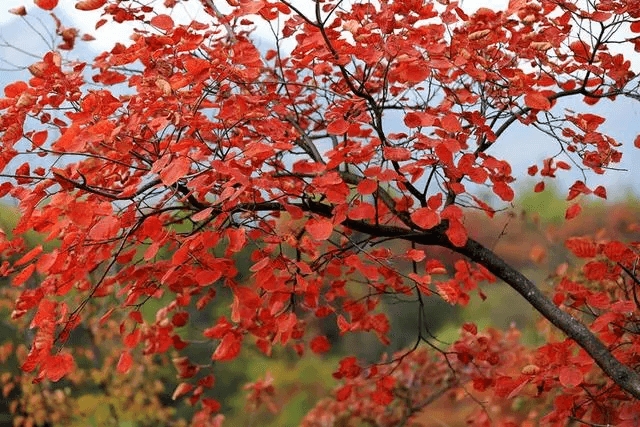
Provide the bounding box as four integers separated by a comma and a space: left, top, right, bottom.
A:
447, 237, 640, 400
299, 208, 640, 400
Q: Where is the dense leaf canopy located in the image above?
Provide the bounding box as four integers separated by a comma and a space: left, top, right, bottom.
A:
2, 0, 640, 425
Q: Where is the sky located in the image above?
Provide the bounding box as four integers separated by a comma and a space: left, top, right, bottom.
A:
1, 0, 639, 201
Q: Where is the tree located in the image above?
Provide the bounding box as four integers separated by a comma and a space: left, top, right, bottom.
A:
1, 0, 640, 425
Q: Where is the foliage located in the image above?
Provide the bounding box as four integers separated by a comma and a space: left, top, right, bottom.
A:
2, 0, 640, 426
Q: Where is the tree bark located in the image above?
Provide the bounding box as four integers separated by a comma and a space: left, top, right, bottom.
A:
320, 208, 640, 400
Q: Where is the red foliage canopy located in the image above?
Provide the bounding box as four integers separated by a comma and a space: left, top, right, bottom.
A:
2, 0, 640, 425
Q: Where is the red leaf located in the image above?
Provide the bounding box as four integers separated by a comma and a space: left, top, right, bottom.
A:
34, 0, 58, 10
4, 81, 28, 98
446, 219, 468, 247
631, 21, 640, 33
89, 215, 120, 241
226, 227, 246, 253
441, 113, 462, 132
634, 135, 640, 148
117, 351, 133, 374
427, 194, 442, 210
32, 130, 48, 147
602, 241, 628, 262
534, 181, 545, 192
12, 264, 36, 287
565, 237, 597, 258
172, 312, 189, 327
524, 92, 551, 110
406, 249, 425, 262
192, 207, 213, 222
348, 203, 375, 221
45, 353, 74, 382
310, 336, 331, 354
172, 382, 193, 400
565, 203, 581, 220
462, 322, 477, 335
493, 181, 514, 201
559, 367, 582, 388
593, 185, 607, 199
160, 156, 190, 186
212, 332, 242, 361
570, 40, 591, 62
336, 384, 353, 401
151, 14, 175, 31
371, 386, 394, 405
195, 269, 223, 286
383, 146, 411, 161
327, 119, 349, 135
411, 207, 439, 229
529, 245, 546, 264
14, 245, 43, 267
75, 0, 107, 10
357, 179, 377, 195
305, 218, 333, 241
202, 398, 221, 412
404, 112, 422, 128
404, 111, 434, 128
129, 311, 144, 323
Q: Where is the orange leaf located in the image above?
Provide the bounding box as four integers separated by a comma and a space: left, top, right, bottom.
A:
529, 245, 546, 264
